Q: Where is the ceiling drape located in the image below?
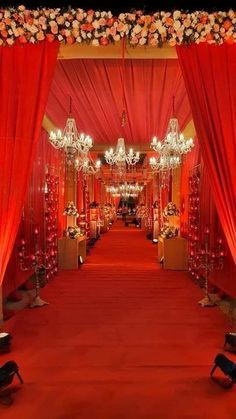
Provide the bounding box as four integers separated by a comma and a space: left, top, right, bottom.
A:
46, 59, 192, 147
177, 43, 236, 264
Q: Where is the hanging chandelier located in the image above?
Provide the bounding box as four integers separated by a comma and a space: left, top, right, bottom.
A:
104, 137, 140, 173
75, 153, 101, 176
150, 99, 194, 172
49, 98, 93, 164
106, 182, 143, 198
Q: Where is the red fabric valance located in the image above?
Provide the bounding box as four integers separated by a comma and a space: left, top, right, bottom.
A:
0, 41, 59, 285
177, 43, 236, 263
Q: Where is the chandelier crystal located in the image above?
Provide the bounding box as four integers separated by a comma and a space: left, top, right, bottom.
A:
49, 99, 93, 164
150, 117, 194, 172
106, 182, 143, 198
75, 153, 101, 176
104, 138, 140, 173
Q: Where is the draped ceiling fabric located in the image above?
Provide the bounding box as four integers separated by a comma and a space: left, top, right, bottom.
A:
0, 41, 59, 286
46, 59, 192, 147
177, 44, 236, 264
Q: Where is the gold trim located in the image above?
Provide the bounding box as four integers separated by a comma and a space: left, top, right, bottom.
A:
58, 42, 177, 60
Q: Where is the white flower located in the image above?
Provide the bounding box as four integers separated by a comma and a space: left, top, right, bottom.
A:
173, 20, 181, 30
93, 20, 100, 29
65, 21, 70, 28
58, 34, 63, 41
81, 30, 86, 39
87, 32, 92, 38
95, 11, 100, 18
114, 34, 120, 41
72, 20, 79, 28
119, 13, 125, 21
139, 37, 147, 45
173, 10, 181, 20
30, 36, 36, 43
185, 28, 193, 36
92, 38, 99, 46
101, 11, 106, 18
76, 36, 82, 42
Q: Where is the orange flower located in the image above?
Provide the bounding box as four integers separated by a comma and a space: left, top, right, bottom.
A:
66, 35, 75, 45
223, 19, 232, 31
1, 30, 8, 38
165, 17, 174, 26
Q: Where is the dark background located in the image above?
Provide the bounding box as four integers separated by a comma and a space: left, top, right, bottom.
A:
1, 1, 235, 12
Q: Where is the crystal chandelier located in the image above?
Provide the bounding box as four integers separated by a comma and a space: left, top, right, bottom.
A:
150, 105, 194, 172
106, 182, 143, 198
49, 98, 93, 164
104, 137, 140, 173
75, 153, 101, 176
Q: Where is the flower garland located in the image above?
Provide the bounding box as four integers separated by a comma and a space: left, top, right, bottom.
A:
0, 6, 235, 46
63, 201, 79, 217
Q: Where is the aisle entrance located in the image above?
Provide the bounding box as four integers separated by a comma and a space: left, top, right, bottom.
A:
1, 222, 231, 418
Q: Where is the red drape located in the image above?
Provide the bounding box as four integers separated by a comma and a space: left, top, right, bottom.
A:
0, 41, 59, 285
176, 43, 236, 263
46, 59, 191, 147
3, 129, 65, 296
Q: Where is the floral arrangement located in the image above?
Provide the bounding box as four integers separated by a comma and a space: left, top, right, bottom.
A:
63, 201, 79, 217
67, 225, 82, 239
163, 202, 179, 217
0, 6, 235, 47
160, 225, 178, 239
89, 201, 99, 208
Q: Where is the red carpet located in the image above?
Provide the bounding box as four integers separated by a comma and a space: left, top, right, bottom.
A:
1, 221, 235, 418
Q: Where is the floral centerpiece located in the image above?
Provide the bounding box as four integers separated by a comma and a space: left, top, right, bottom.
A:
67, 225, 83, 239
160, 225, 178, 239
63, 201, 79, 217
163, 202, 179, 217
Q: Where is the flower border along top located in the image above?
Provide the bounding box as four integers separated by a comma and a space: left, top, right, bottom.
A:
0, 6, 235, 47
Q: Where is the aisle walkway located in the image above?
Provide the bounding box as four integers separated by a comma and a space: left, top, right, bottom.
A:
1, 221, 235, 418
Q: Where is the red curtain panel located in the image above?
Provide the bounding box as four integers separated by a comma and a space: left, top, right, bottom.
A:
0, 41, 59, 285
177, 43, 236, 263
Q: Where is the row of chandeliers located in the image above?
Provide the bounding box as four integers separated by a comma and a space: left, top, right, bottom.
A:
49, 98, 194, 178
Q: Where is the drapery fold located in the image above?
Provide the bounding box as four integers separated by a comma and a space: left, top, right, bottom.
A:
46, 59, 192, 147
177, 43, 236, 263
0, 41, 59, 285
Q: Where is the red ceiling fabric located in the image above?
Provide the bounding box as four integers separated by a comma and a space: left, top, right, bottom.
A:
0, 41, 59, 285
46, 59, 192, 147
177, 44, 236, 263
